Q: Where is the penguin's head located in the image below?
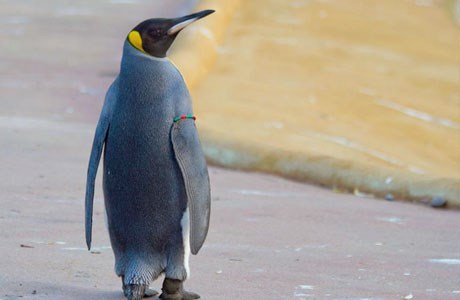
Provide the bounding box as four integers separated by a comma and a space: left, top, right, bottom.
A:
127, 9, 215, 58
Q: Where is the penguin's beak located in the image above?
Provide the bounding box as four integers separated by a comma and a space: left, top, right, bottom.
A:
167, 9, 215, 36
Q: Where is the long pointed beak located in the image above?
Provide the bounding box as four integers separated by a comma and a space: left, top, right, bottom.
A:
167, 9, 215, 35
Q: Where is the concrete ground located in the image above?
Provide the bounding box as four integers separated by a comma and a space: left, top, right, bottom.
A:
0, 1, 459, 299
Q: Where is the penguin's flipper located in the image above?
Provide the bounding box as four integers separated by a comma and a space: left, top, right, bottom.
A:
171, 119, 211, 255
85, 85, 116, 250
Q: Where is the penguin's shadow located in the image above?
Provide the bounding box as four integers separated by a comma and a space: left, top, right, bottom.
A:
2, 281, 125, 300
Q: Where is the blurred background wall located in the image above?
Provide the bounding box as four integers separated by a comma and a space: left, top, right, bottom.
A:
185, 0, 460, 205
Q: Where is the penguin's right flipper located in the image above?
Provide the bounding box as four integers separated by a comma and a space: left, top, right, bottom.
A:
171, 119, 211, 255
85, 84, 116, 250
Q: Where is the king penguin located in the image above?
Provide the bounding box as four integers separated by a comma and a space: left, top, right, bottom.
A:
85, 10, 214, 300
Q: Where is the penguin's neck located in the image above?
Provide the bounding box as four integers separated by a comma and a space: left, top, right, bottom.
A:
120, 41, 178, 80
121, 40, 171, 67
118, 41, 188, 105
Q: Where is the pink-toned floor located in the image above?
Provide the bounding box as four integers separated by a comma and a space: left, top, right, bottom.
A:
0, 1, 459, 299
2, 147, 460, 299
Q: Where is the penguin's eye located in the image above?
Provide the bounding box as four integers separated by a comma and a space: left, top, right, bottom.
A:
148, 29, 164, 38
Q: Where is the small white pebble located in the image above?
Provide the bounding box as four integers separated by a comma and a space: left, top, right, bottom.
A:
375, 242, 383, 246
215, 270, 222, 274
403, 294, 413, 299
429, 258, 460, 265
294, 292, 311, 297
403, 272, 411, 276
298, 285, 314, 290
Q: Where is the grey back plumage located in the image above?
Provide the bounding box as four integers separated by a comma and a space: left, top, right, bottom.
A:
85, 41, 211, 263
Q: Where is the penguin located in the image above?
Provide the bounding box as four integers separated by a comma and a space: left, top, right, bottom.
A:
85, 10, 214, 300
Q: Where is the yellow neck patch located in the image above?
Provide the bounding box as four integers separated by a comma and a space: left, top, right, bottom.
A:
128, 30, 145, 53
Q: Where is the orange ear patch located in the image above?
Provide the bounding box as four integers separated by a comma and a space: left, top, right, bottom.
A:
128, 30, 145, 53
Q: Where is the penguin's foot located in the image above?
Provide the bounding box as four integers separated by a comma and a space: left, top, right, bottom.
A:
122, 277, 158, 299
144, 288, 160, 298
159, 278, 200, 300
123, 283, 153, 300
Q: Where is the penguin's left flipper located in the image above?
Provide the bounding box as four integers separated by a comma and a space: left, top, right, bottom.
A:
85, 84, 116, 250
171, 119, 211, 255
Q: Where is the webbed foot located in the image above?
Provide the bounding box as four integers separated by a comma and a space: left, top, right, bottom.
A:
144, 287, 160, 298
159, 278, 200, 300
124, 284, 147, 300
122, 277, 158, 299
